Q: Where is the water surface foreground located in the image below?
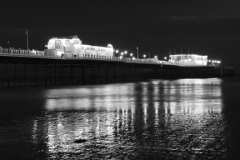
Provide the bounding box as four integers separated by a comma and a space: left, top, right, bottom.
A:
0, 77, 240, 159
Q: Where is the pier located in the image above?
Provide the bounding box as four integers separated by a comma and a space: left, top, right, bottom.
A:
0, 47, 234, 88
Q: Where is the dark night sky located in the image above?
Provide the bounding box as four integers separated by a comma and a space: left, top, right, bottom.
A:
0, 0, 240, 72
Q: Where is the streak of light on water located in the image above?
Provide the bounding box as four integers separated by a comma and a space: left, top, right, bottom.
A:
0, 77, 240, 159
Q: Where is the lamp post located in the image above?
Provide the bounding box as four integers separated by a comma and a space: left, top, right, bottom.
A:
120, 52, 124, 59
25, 30, 29, 50
130, 53, 133, 61
143, 54, 146, 59
136, 47, 139, 59
123, 51, 128, 59
208, 60, 211, 65
7, 41, 10, 48
115, 49, 119, 57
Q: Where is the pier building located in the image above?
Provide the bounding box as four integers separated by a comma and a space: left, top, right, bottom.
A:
45, 36, 114, 58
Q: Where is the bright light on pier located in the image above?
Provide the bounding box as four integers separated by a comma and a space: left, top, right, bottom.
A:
209, 59, 221, 64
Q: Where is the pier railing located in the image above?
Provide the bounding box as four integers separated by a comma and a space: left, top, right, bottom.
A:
0, 46, 210, 66
0, 46, 174, 64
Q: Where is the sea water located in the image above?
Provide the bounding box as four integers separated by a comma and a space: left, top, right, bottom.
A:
0, 76, 240, 159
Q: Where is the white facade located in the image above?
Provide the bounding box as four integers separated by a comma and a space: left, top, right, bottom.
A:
44, 36, 114, 58
169, 54, 208, 66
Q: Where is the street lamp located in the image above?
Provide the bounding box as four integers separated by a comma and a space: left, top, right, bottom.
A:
154, 56, 158, 59
124, 51, 127, 54
164, 57, 167, 60
130, 53, 133, 57
115, 49, 119, 57
143, 54, 146, 59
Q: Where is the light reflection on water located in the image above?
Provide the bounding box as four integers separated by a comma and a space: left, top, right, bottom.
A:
45, 78, 222, 114
1, 78, 239, 159
40, 78, 225, 159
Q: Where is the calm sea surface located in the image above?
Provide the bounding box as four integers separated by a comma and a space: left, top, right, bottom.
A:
0, 76, 240, 160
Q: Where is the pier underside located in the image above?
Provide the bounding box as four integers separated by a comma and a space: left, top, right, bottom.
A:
0, 56, 234, 88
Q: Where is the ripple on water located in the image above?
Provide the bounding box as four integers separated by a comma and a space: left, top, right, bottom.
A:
0, 78, 239, 159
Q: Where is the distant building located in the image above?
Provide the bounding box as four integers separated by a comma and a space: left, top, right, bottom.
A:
169, 54, 208, 66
